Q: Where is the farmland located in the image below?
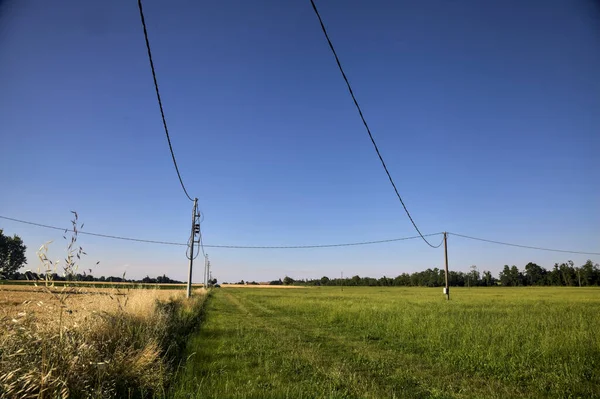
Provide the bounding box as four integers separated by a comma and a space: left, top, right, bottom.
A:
2, 284, 599, 398
0, 283, 208, 398
172, 286, 600, 399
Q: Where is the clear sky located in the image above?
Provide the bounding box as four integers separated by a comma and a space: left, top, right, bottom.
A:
1, 0, 599, 283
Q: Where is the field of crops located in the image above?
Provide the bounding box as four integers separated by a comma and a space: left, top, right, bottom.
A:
0, 279, 205, 290
173, 286, 600, 399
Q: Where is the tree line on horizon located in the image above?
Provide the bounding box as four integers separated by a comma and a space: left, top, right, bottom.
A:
2, 230, 599, 287
276, 260, 600, 287
4, 271, 186, 284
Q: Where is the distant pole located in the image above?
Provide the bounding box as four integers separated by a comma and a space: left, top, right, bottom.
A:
207, 259, 211, 287
204, 254, 208, 288
444, 232, 450, 300
186, 198, 198, 298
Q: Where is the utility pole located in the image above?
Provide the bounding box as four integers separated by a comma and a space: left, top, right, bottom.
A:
187, 198, 199, 298
206, 259, 211, 287
204, 254, 208, 289
444, 232, 450, 300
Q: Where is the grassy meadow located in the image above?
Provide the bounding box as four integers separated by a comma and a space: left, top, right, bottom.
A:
172, 286, 600, 399
0, 283, 208, 398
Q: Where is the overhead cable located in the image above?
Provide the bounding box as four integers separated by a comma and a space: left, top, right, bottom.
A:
137, 0, 194, 202
1, 215, 187, 246
449, 232, 600, 256
0, 215, 440, 249
308, 0, 439, 248
4, 216, 597, 254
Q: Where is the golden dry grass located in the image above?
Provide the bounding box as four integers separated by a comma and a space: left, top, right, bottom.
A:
0, 284, 207, 399
0, 284, 203, 329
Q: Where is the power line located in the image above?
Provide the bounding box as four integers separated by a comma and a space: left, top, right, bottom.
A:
449, 232, 600, 256
137, 0, 194, 202
1, 216, 187, 246
205, 233, 444, 249
0, 215, 440, 249
4, 215, 597, 255
199, 223, 207, 256
308, 0, 438, 248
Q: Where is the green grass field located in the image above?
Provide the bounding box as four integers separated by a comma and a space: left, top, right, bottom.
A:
171, 287, 600, 399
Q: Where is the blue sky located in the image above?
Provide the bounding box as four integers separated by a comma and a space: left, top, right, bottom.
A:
1, 0, 598, 283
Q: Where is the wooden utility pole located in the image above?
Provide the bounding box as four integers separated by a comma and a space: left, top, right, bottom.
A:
444, 232, 450, 300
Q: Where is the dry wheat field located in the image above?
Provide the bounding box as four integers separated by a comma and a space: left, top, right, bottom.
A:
0, 283, 207, 399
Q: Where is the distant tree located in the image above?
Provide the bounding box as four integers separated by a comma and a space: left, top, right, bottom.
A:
499, 265, 512, 286
378, 276, 392, 286
269, 279, 283, 286
482, 270, 494, 286
283, 276, 295, 285
142, 275, 156, 284
524, 262, 546, 286
559, 261, 576, 286
468, 265, 480, 287
393, 273, 411, 286
509, 265, 523, 286
0, 230, 27, 279
320, 276, 330, 286
547, 264, 562, 286
449, 271, 466, 287
580, 260, 600, 286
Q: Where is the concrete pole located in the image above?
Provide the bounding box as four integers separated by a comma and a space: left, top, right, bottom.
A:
444, 232, 450, 300
186, 198, 197, 298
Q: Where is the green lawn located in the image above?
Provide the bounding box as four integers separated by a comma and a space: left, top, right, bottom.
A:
171, 287, 600, 399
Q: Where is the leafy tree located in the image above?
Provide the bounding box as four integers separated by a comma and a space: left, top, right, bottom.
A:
580, 260, 600, 286
468, 265, 480, 287
499, 265, 512, 286
448, 271, 466, 287
559, 261, 576, 286
482, 270, 494, 286
393, 273, 411, 286
283, 276, 295, 285
0, 229, 27, 279
524, 262, 546, 286
378, 276, 392, 286
547, 264, 562, 286
509, 265, 523, 286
